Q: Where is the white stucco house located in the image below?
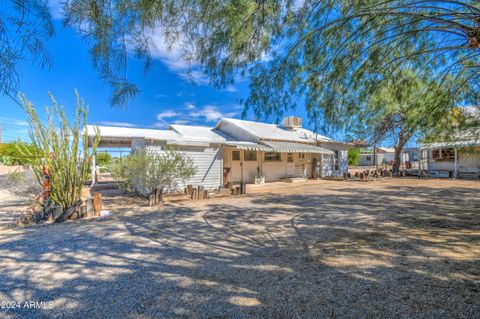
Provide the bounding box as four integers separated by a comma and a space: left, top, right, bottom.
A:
87, 116, 351, 189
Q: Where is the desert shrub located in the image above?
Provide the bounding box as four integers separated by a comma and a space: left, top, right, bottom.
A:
20, 92, 100, 212
7, 169, 42, 198
111, 148, 196, 197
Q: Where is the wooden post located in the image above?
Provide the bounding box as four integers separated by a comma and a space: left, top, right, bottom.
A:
186, 185, 193, 196
93, 193, 102, 216
454, 147, 458, 179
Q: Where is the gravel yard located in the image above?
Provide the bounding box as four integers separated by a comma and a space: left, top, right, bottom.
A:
0, 178, 479, 318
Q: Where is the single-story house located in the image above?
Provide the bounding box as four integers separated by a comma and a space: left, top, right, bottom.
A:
87, 116, 351, 189
358, 147, 407, 166
420, 127, 480, 178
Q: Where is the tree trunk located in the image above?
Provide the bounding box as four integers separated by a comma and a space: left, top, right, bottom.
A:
392, 130, 412, 175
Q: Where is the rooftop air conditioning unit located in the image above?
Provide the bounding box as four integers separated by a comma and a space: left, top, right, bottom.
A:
283, 116, 302, 130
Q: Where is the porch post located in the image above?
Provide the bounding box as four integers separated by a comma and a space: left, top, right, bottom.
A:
91, 151, 96, 186
454, 147, 458, 179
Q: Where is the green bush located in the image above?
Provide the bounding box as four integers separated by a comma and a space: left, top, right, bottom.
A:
111, 148, 196, 197
348, 148, 361, 166
96, 152, 112, 166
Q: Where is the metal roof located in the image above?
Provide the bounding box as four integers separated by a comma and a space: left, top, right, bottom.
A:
421, 127, 480, 149
262, 141, 334, 154
420, 140, 480, 149
216, 118, 332, 143
170, 124, 234, 143
86, 125, 181, 140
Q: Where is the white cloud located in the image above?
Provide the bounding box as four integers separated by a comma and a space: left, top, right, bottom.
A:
99, 121, 137, 127
0, 117, 29, 127
156, 110, 178, 120
145, 27, 211, 85
223, 85, 237, 93
150, 103, 240, 128
184, 102, 196, 110
152, 120, 169, 129
172, 119, 190, 125
190, 105, 238, 122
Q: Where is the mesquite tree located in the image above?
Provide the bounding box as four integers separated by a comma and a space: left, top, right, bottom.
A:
20, 92, 100, 212
354, 69, 455, 173
111, 148, 196, 202
0, 1, 54, 104
63, 1, 478, 114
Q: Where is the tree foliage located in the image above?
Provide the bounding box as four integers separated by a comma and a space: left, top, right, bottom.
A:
64, 0, 479, 117
20, 91, 100, 212
0, 141, 37, 165
0, 1, 54, 102
96, 152, 112, 166
347, 148, 360, 166
111, 148, 196, 196
356, 69, 455, 172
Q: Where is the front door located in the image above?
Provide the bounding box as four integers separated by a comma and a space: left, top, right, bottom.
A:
295, 153, 306, 177
286, 153, 295, 177
230, 150, 243, 182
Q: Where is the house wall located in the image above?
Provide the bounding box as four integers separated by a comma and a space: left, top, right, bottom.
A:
318, 142, 349, 176
359, 154, 374, 166
223, 149, 326, 182
147, 144, 223, 189
428, 149, 480, 173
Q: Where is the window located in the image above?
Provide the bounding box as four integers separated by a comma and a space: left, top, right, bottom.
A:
287, 153, 294, 163
366, 156, 371, 161
334, 150, 339, 171
265, 152, 281, 161
232, 150, 241, 161
298, 153, 305, 160
244, 150, 257, 161
432, 148, 454, 160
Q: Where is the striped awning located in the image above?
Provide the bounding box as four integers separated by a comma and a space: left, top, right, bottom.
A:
261, 141, 334, 154
222, 141, 273, 151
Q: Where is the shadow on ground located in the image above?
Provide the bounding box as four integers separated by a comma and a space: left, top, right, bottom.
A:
0, 182, 479, 318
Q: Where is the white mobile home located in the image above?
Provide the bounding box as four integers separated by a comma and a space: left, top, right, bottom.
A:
87, 116, 351, 188
421, 128, 480, 179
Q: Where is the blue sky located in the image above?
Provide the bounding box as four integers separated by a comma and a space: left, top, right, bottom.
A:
0, 3, 322, 143
0, 19, 248, 142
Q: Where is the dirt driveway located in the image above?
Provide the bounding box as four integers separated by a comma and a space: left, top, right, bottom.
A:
0, 179, 479, 318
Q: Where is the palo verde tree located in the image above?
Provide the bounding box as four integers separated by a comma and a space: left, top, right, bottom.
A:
20, 91, 100, 213
111, 148, 196, 204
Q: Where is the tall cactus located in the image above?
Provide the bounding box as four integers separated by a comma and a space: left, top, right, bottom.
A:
19, 91, 100, 213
